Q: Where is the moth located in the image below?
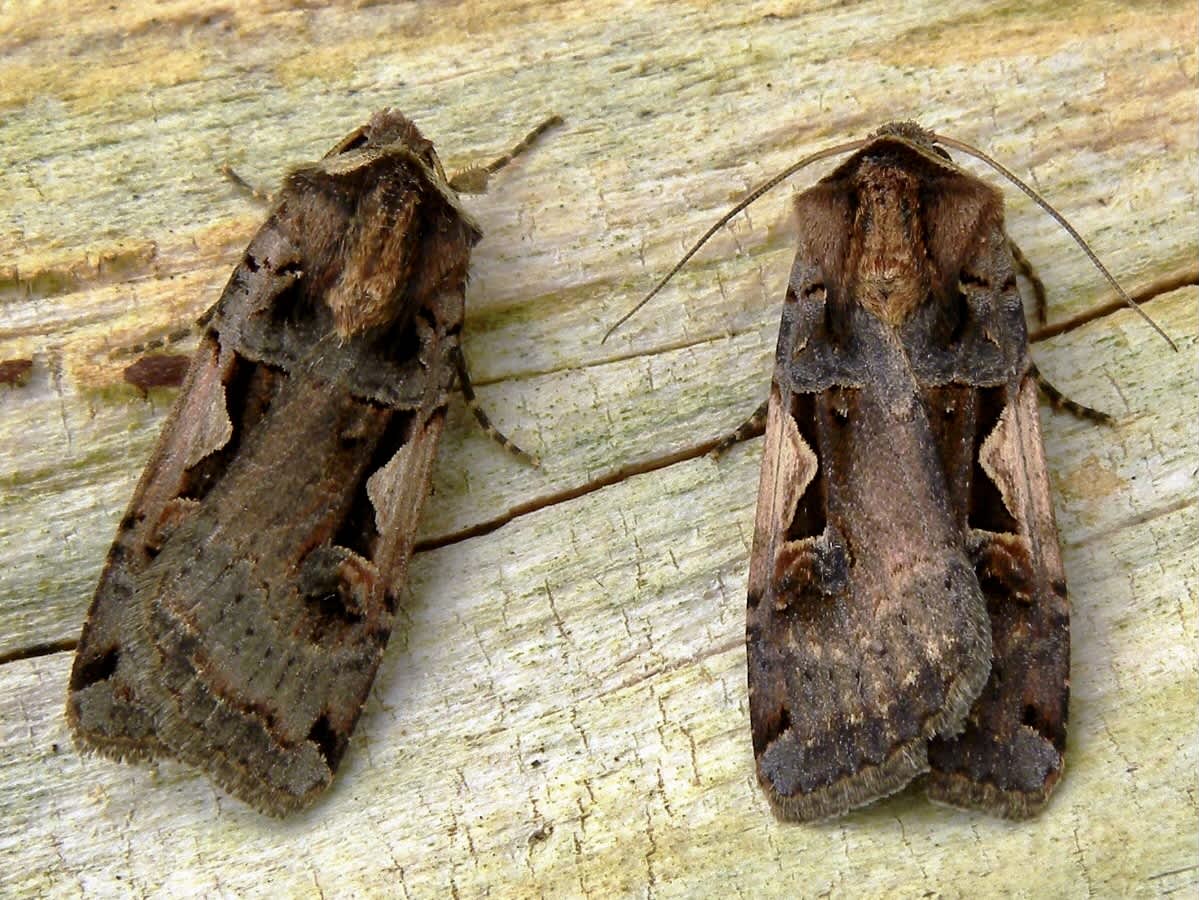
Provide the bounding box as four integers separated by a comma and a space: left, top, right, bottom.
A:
67, 109, 557, 816
609, 122, 1171, 822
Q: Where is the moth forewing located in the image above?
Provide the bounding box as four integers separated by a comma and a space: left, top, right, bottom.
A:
925, 372, 1071, 819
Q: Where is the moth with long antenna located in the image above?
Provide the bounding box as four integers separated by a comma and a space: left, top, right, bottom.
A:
610, 122, 1173, 822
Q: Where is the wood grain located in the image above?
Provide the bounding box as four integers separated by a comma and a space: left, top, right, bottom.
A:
1, 1, 1194, 896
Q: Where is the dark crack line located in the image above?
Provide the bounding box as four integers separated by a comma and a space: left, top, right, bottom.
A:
1030, 264, 1197, 343
415, 433, 741, 553
1148, 864, 1199, 881
0, 638, 76, 665
1103, 494, 1195, 535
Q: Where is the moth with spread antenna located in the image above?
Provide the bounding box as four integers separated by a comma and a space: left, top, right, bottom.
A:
608, 122, 1174, 821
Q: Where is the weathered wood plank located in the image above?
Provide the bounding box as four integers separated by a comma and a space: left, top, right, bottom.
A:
1, 0, 1195, 896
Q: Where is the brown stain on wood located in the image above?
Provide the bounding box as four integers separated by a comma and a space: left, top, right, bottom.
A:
1058, 455, 1127, 504
0, 358, 33, 387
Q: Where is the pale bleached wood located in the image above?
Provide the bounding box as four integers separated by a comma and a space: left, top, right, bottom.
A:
0, 1, 1195, 897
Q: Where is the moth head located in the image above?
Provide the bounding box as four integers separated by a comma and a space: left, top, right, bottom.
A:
325, 108, 448, 183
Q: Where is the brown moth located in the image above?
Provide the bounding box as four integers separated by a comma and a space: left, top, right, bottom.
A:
609, 122, 1170, 822
745, 124, 1069, 822
66, 109, 557, 816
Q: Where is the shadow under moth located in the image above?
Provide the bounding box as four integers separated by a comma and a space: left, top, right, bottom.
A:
66, 109, 557, 816
610, 122, 1171, 822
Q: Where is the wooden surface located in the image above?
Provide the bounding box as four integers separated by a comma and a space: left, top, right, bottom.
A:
1, 1, 1195, 896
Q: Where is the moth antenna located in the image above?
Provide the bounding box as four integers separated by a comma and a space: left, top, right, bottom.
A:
602, 138, 868, 342
933, 133, 1177, 351
449, 114, 563, 194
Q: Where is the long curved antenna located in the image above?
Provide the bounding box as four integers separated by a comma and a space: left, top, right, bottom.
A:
933, 133, 1177, 351
601, 137, 868, 342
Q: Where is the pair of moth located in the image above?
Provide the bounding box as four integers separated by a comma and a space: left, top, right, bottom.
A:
66, 109, 1145, 820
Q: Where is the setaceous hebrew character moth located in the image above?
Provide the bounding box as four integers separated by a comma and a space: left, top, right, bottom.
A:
66, 109, 555, 816
612, 122, 1167, 822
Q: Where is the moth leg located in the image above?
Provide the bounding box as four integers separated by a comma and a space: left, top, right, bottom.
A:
711, 399, 768, 457
448, 115, 564, 194
1029, 362, 1113, 425
451, 346, 540, 466
220, 164, 273, 204
108, 324, 198, 361
1008, 239, 1047, 326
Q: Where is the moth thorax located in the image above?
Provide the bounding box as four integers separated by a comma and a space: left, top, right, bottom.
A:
327, 282, 404, 338
325, 230, 419, 338
851, 162, 930, 326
